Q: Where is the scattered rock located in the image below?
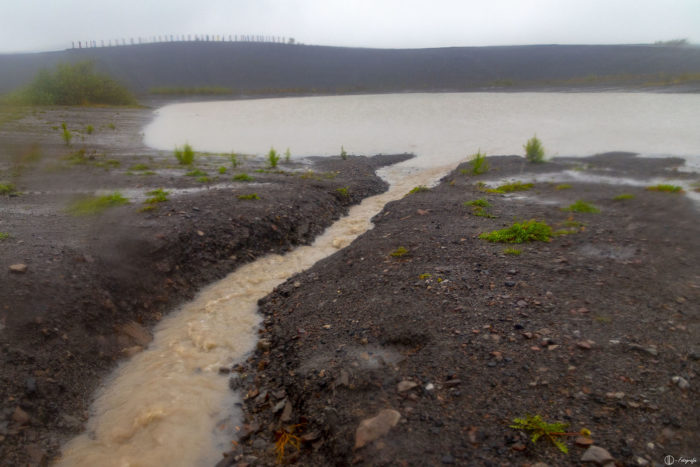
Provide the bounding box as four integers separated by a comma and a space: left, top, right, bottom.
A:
671, 376, 690, 389
9, 263, 27, 273
576, 436, 595, 447
581, 445, 614, 465
257, 339, 271, 352
397, 380, 418, 392
118, 321, 152, 347
354, 409, 401, 449
12, 406, 30, 425
628, 343, 658, 357
280, 401, 293, 422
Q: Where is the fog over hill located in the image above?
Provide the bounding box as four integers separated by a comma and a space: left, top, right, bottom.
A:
1, 42, 700, 96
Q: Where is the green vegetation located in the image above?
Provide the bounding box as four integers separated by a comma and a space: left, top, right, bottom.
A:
340, 145, 348, 160
613, 193, 635, 201
85, 124, 94, 135
130, 163, 150, 171
510, 415, 579, 454
563, 200, 600, 213
408, 185, 430, 194
229, 153, 240, 168
389, 246, 409, 257
6, 61, 136, 106
563, 219, 586, 229
463, 198, 490, 208
646, 184, 683, 193
196, 176, 211, 183
218, 166, 227, 174
479, 220, 553, 243
0, 182, 18, 195
468, 150, 489, 175
486, 181, 534, 194
419, 273, 432, 280
524, 135, 545, 163
336, 187, 349, 197
174, 143, 195, 165
149, 86, 233, 96
67, 192, 129, 215
185, 169, 207, 177
238, 193, 261, 200
0, 232, 10, 240
267, 147, 280, 168
233, 173, 254, 182
144, 188, 169, 204
503, 248, 522, 255
555, 184, 572, 190
107, 122, 116, 130
61, 123, 72, 146
285, 148, 291, 162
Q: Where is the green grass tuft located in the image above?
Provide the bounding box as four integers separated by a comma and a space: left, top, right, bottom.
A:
174, 143, 195, 165
613, 193, 635, 201
85, 124, 94, 135
464, 198, 490, 208
185, 169, 207, 177
524, 135, 545, 163
563, 200, 600, 213
646, 184, 683, 193
510, 415, 571, 454
479, 220, 553, 243
267, 147, 281, 168
336, 187, 349, 197
486, 181, 534, 194
145, 188, 169, 204
555, 184, 572, 190
67, 192, 129, 215
0, 232, 10, 240
237, 193, 261, 200
218, 166, 227, 174
467, 150, 489, 175
503, 248, 522, 255
130, 163, 150, 171
233, 173, 254, 182
408, 185, 430, 194
0, 182, 18, 195
389, 246, 409, 257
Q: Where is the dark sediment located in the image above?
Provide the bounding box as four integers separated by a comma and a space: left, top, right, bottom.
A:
227, 154, 699, 466
0, 105, 408, 465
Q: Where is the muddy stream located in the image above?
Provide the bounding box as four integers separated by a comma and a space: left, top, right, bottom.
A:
56, 164, 452, 466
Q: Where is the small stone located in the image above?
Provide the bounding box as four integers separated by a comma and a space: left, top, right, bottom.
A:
635, 456, 649, 466
671, 376, 690, 389
272, 399, 286, 414
425, 383, 434, 391
354, 409, 401, 449
12, 406, 30, 425
441, 454, 455, 464
397, 380, 418, 392
581, 445, 614, 465
322, 324, 331, 329
532, 463, 550, 467
118, 321, 152, 347
9, 263, 27, 273
577, 340, 594, 350
576, 436, 595, 447
252, 438, 267, 450
25, 377, 37, 394
504, 281, 516, 287
197, 230, 205, 236
517, 300, 528, 307
280, 401, 293, 422
257, 339, 271, 351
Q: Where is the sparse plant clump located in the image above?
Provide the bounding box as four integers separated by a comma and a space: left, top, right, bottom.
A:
524, 135, 545, 163
503, 248, 522, 255
233, 173, 254, 182
284, 148, 291, 162
563, 200, 600, 213
463, 199, 490, 208
419, 273, 433, 280
646, 184, 683, 193
274, 424, 303, 463
485, 181, 534, 194
510, 415, 588, 454
107, 122, 116, 130
267, 147, 280, 168
408, 185, 430, 194
238, 193, 261, 200
0, 232, 11, 240
555, 184, 572, 190
196, 176, 211, 183
144, 188, 169, 204
130, 163, 150, 171
67, 191, 129, 215
85, 124, 94, 135
468, 150, 489, 175
336, 187, 349, 197
613, 193, 635, 201
218, 166, 227, 174
389, 246, 409, 257
0, 182, 18, 195
185, 169, 207, 177
479, 220, 553, 243
61, 122, 72, 146
174, 143, 195, 165
340, 145, 348, 160
229, 153, 240, 168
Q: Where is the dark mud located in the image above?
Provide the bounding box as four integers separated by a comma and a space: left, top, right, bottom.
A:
0, 105, 408, 466
226, 154, 699, 466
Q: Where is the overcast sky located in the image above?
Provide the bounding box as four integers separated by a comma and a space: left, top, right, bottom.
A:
1, 0, 699, 53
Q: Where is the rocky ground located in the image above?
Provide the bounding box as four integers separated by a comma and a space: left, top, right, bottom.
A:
0, 105, 406, 466
222, 154, 699, 467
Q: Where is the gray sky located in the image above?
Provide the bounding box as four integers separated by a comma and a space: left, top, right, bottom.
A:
1, 0, 699, 53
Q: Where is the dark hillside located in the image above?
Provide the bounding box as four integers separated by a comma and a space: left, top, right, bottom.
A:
1, 42, 700, 96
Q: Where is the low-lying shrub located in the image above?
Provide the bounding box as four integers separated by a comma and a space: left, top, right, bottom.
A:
479, 220, 553, 243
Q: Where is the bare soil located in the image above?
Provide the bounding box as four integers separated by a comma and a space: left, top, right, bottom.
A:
226, 154, 699, 466
0, 105, 407, 466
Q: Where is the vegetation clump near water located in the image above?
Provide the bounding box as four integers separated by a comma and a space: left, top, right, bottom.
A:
524, 135, 545, 163
267, 148, 281, 168
646, 184, 683, 193
613, 193, 635, 201
67, 192, 129, 215
336, 187, 349, 197
485, 181, 534, 194
408, 185, 430, 194
233, 173, 254, 182
562, 200, 600, 213
466, 150, 489, 175
185, 169, 207, 177
145, 188, 169, 203
174, 143, 195, 165
463, 198, 495, 217
0, 182, 18, 195
389, 246, 409, 257
4, 61, 136, 106
555, 184, 572, 190
479, 220, 553, 243
61, 123, 72, 146
340, 145, 348, 160
238, 193, 261, 200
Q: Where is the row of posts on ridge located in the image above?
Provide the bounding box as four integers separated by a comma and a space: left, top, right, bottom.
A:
71, 35, 296, 49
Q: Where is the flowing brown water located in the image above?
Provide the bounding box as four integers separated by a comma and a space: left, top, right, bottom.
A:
57, 164, 451, 467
